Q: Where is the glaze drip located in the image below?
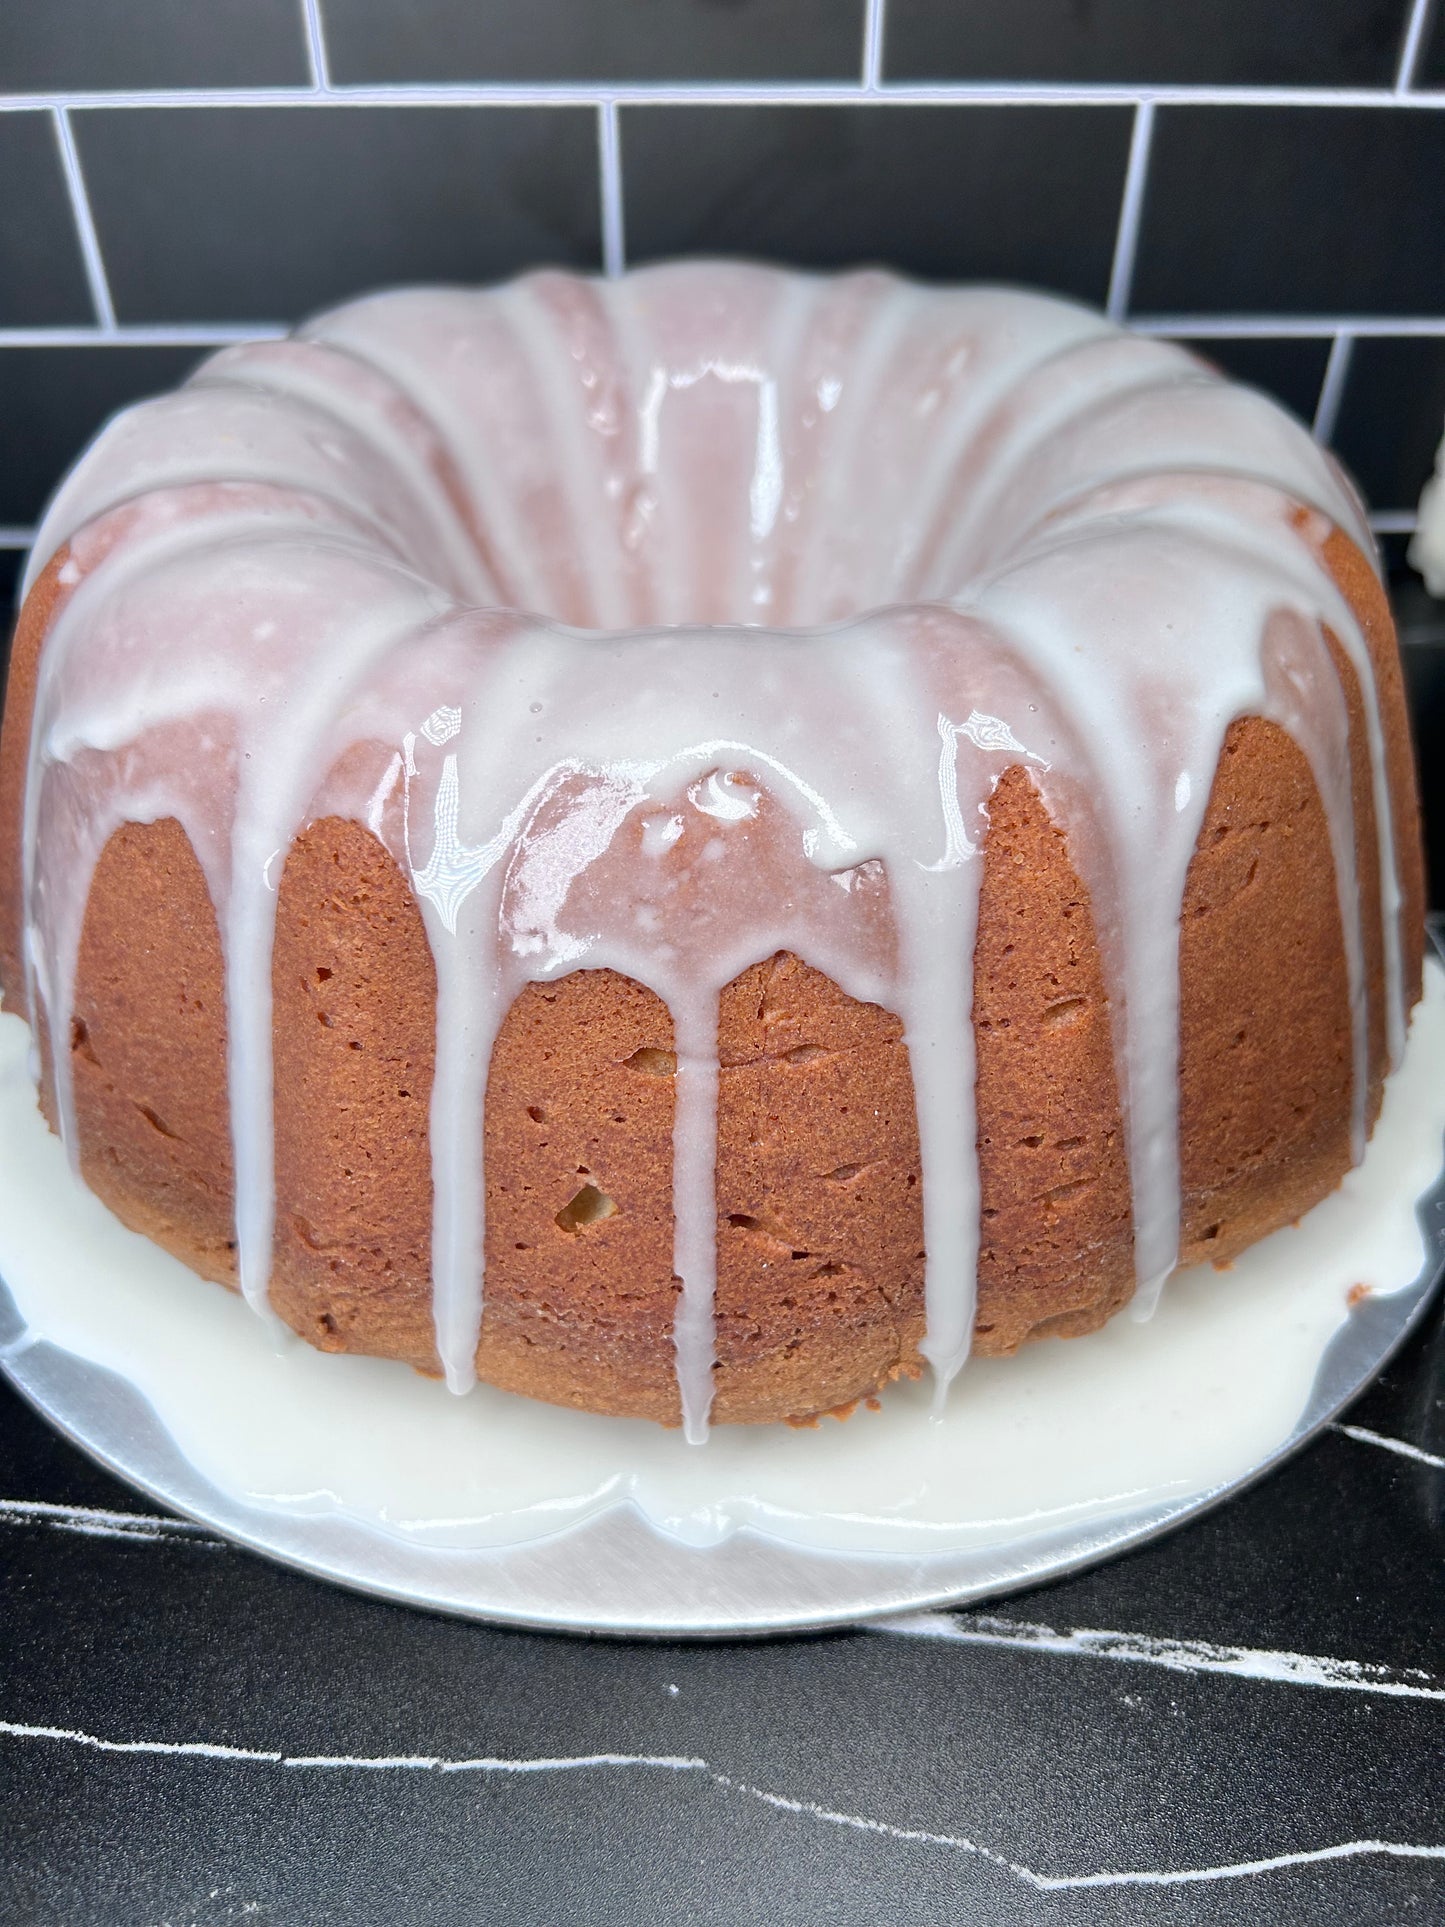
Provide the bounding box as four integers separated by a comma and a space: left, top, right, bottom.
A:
17, 264, 1407, 1435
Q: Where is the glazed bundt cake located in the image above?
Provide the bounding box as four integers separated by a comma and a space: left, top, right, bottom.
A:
0, 263, 1423, 1437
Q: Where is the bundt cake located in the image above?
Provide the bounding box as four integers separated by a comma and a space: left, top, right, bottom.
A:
0, 263, 1424, 1438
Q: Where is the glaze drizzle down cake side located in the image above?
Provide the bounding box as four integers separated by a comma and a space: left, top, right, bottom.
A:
0, 264, 1424, 1434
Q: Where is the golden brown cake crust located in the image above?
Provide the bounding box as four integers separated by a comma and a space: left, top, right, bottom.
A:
0, 529, 1426, 1425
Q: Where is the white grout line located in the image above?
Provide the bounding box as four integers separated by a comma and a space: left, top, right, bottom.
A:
0, 325, 288, 348
299, 0, 332, 93
2, 317, 1441, 353
1333, 1422, 1445, 1470
1134, 314, 1445, 338
1312, 331, 1355, 442
1, 1717, 1442, 1891
301, 0, 333, 93
4, 81, 1445, 113
1397, 0, 1438, 92
0, 1495, 224, 1545
1106, 99, 1154, 321
0, 528, 35, 548
49, 108, 116, 332
861, 0, 888, 91
873, 1611, 1445, 1701
597, 101, 626, 279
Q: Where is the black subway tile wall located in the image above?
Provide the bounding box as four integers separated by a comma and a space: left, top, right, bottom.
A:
323, 0, 867, 84
75, 107, 602, 323
622, 105, 1133, 295
1418, 2, 1445, 85
0, 346, 204, 527
0, 3, 310, 94
0, 116, 95, 326
1404, 640, 1445, 905
1133, 107, 1445, 318
885, 0, 1412, 86
1175, 336, 1336, 425
0, 0, 1442, 876
1333, 337, 1445, 509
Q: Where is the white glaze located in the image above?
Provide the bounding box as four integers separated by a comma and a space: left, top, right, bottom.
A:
0, 966, 1438, 1552
1412, 417, 1445, 595
16, 264, 1409, 1435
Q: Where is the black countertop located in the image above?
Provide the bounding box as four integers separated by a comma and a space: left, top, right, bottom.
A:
2, 1278, 1442, 1925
